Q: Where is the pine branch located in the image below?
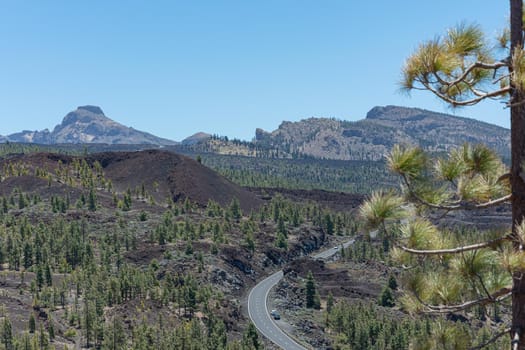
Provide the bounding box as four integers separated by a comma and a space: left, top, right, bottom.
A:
401, 174, 512, 210
416, 287, 511, 314
399, 234, 510, 255
412, 193, 511, 210
417, 80, 511, 106
445, 61, 508, 87
475, 272, 494, 301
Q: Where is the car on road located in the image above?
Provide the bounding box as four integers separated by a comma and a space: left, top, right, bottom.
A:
270, 309, 281, 320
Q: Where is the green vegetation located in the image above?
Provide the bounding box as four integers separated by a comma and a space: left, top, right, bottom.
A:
311, 228, 508, 349
0, 151, 364, 349
305, 271, 320, 309
197, 153, 394, 193
326, 301, 506, 350
360, 142, 514, 348
359, 0, 525, 347
0, 142, 396, 195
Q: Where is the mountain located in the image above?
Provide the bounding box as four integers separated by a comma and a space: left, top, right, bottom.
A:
7, 129, 52, 143
86, 149, 261, 211
181, 132, 212, 145
254, 105, 510, 160
6, 106, 177, 146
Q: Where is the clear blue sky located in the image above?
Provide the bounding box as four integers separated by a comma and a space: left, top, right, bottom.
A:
0, 1, 509, 141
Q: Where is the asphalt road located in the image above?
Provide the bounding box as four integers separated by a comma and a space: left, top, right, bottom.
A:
247, 238, 356, 350
313, 239, 355, 260
247, 271, 306, 350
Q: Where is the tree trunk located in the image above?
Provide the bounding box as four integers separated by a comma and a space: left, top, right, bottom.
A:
510, 1, 525, 348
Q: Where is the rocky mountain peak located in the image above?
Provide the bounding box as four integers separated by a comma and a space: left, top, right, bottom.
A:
60, 105, 109, 127
366, 105, 425, 120
78, 105, 104, 115
255, 128, 270, 141
6, 106, 177, 146
249, 105, 510, 160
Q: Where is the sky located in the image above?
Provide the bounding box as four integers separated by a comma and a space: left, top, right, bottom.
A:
0, 1, 510, 141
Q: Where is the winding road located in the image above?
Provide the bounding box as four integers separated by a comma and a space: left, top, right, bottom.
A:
247, 239, 356, 349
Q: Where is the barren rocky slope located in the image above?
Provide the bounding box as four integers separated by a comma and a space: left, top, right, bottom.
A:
7, 105, 177, 145
253, 105, 509, 160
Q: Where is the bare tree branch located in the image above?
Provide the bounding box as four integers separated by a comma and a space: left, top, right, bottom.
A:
416, 287, 511, 314
445, 61, 508, 87
412, 193, 511, 210
497, 173, 512, 184
418, 79, 511, 106
401, 174, 512, 210
476, 272, 494, 301
493, 73, 510, 84
398, 234, 511, 255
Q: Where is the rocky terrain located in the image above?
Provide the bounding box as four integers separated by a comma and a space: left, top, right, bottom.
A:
270, 254, 391, 349
253, 105, 510, 160
0, 148, 362, 348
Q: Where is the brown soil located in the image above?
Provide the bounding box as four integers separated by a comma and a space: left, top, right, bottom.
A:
1, 150, 263, 212
284, 257, 383, 301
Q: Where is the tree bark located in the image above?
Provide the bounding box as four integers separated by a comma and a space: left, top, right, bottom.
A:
510, 0, 525, 348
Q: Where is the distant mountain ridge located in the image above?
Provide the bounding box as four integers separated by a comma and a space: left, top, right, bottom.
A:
3, 105, 510, 160
252, 105, 510, 160
6, 106, 177, 146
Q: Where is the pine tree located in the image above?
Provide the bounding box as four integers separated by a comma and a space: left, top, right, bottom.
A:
88, 187, 97, 211
305, 271, 316, 308
45, 264, 52, 286
361, 2, 525, 346
242, 322, 260, 349
29, 313, 36, 334
229, 198, 242, 222
387, 274, 398, 291
379, 286, 395, 307
23, 242, 32, 269
326, 292, 334, 313
275, 232, 287, 250
48, 322, 55, 342
2, 317, 12, 350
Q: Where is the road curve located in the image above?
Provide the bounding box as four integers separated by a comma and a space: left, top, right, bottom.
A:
247, 239, 356, 349
248, 270, 306, 350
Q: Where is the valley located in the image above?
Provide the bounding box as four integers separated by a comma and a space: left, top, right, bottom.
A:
0, 147, 365, 349
0, 104, 512, 349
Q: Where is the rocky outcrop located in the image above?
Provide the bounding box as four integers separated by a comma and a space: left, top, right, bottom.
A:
252, 105, 510, 160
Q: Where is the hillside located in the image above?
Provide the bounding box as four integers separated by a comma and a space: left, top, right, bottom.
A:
0, 146, 509, 349
6, 105, 177, 146
1, 150, 261, 212
254, 105, 509, 160
0, 147, 368, 348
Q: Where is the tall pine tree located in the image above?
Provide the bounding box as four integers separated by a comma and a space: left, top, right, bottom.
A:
361, 1, 525, 347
